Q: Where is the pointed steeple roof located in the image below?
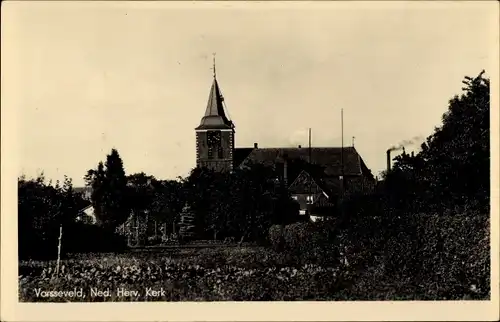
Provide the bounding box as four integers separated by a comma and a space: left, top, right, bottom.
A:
196, 76, 234, 130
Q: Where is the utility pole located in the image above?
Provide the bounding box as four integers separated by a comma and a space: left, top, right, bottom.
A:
55, 225, 63, 276
308, 128, 312, 215
341, 109, 344, 192
340, 109, 345, 218
308, 128, 312, 163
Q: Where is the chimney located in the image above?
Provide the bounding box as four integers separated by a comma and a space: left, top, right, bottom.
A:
254, 143, 258, 149
411, 151, 414, 158
283, 153, 288, 187
386, 149, 391, 172
298, 145, 302, 148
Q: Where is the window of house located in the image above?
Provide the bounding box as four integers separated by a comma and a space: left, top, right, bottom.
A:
306, 195, 314, 204
292, 196, 298, 201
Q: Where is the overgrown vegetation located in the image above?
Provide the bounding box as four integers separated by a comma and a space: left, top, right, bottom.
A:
17, 174, 116, 259
265, 70, 490, 299
19, 248, 344, 301
18, 71, 490, 300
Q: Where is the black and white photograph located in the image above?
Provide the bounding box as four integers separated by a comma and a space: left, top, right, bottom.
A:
1, 0, 499, 320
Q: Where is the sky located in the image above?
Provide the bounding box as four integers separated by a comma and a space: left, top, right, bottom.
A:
2, 1, 498, 187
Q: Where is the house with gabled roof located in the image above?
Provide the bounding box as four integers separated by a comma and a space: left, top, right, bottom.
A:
288, 170, 338, 221
235, 147, 375, 220
194, 62, 375, 219
76, 204, 97, 224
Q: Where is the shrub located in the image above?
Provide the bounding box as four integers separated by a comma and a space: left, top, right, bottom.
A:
268, 224, 285, 251
334, 196, 388, 271
309, 221, 342, 265
280, 222, 339, 266
283, 222, 313, 251
382, 211, 490, 299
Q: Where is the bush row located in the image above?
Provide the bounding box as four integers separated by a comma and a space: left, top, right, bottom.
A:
381, 212, 490, 299
268, 222, 341, 267
268, 209, 490, 299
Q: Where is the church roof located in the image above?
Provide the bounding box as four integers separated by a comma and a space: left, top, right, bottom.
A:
196, 78, 233, 130
73, 187, 90, 194
233, 148, 255, 168
237, 146, 370, 177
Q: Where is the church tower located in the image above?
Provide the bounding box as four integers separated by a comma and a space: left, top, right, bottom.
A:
195, 58, 235, 172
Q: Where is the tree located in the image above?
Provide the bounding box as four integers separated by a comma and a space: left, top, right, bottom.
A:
127, 173, 155, 216
84, 161, 106, 224
150, 179, 185, 238
124, 172, 156, 244
388, 70, 490, 213
179, 162, 299, 244
232, 164, 275, 242
18, 173, 84, 259
58, 176, 81, 226
85, 149, 130, 229
421, 70, 489, 210
102, 149, 129, 228
226, 163, 296, 243
205, 171, 232, 240
182, 167, 219, 239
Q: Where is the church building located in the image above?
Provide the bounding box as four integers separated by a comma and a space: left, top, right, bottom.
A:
195, 64, 375, 219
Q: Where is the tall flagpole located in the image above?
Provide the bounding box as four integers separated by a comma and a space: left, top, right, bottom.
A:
341, 109, 344, 197
308, 128, 312, 211
308, 128, 312, 163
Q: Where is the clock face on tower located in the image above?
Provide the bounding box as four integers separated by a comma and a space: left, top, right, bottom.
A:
207, 131, 222, 159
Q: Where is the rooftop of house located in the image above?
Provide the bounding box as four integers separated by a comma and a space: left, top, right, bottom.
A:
73, 186, 91, 193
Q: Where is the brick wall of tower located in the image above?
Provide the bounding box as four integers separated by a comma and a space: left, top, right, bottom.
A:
195, 131, 205, 168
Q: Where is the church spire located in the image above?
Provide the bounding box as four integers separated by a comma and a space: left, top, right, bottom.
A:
204, 78, 227, 120
195, 56, 233, 130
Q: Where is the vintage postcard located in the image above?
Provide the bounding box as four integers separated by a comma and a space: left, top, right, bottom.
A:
1, 0, 499, 321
